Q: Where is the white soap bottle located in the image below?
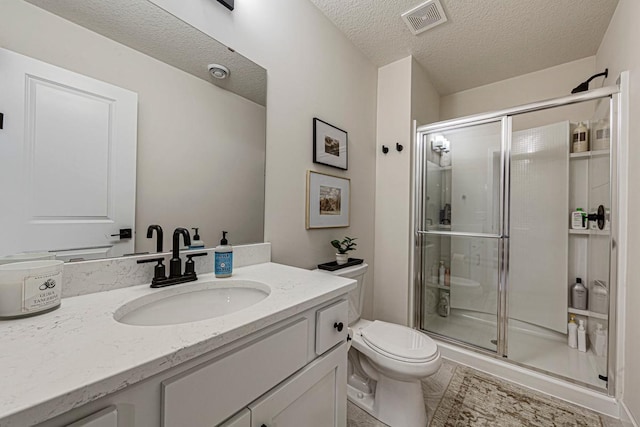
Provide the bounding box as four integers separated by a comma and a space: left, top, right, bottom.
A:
568, 315, 578, 349
577, 319, 587, 352
438, 261, 446, 285
594, 323, 608, 357
214, 231, 233, 278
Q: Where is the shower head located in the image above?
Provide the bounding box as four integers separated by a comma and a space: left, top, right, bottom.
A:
571, 69, 609, 94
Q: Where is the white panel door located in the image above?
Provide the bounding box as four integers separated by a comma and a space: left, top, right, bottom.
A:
0, 48, 137, 258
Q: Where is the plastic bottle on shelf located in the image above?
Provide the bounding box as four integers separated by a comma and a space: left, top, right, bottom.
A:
572, 122, 589, 153
577, 319, 588, 352
589, 280, 609, 315
438, 290, 450, 317
571, 209, 587, 230
592, 119, 610, 151
593, 323, 608, 357
568, 315, 578, 349
438, 260, 446, 285
571, 278, 588, 310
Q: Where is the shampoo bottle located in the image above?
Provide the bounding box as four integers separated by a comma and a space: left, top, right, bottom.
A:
568, 315, 578, 349
577, 319, 587, 352
594, 323, 608, 357
572, 122, 589, 153
571, 278, 588, 310
214, 231, 233, 278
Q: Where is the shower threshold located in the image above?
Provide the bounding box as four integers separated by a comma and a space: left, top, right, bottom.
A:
424, 310, 606, 391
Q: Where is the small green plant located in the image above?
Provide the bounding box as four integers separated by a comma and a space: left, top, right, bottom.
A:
331, 237, 357, 254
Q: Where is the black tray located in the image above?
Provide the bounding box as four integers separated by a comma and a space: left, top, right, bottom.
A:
317, 258, 363, 271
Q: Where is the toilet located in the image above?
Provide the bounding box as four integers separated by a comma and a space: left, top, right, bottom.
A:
319, 263, 441, 427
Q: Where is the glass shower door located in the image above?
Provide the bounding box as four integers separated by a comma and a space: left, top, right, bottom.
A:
506, 99, 612, 391
416, 119, 506, 352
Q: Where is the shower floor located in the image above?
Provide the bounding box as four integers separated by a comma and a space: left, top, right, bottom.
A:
424, 311, 607, 390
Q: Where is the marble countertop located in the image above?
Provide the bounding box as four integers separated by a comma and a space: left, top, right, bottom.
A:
0, 262, 356, 426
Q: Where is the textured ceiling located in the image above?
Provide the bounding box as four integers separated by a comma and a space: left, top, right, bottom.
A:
26, 0, 266, 106
308, 0, 619, 95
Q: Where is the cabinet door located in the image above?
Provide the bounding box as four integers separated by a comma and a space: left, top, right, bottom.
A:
249, 342, 347, 427
66, 406, 117, 427
218, 409, 250, 427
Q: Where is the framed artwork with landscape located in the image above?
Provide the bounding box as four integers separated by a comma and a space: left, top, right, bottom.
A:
313, 118, 348, 170
306, 171, 350, 229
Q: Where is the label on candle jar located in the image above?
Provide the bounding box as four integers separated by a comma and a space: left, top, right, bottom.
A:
22, 271, 62, 312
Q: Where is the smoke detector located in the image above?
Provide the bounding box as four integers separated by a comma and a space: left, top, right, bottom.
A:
208, 64, 230, 79
401, 0, 448, 36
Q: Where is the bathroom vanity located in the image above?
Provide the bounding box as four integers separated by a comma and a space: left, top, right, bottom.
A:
0, 262, 354, 427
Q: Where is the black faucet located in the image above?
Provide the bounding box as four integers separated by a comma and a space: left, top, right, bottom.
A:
169, 227, 191, 278
137, 227, 207, 288
146, 225, 164, 252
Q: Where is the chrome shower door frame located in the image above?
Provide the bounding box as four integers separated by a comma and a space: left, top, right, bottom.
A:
412, 85, 620, 395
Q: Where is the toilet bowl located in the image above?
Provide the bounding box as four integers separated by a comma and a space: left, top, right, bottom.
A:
316, 263, 441, 427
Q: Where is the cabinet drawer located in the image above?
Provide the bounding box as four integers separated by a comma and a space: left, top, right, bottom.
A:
162, 318, 309, 427
315, 300, 348, 355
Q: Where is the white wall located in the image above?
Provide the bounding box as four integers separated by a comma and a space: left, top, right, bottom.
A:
148, 0, 378, 317
374, 57, 439, 325
374, 57, 413, 325
0, 0, 266, 253
440, 57, 597, 124
596, 0, 640, 422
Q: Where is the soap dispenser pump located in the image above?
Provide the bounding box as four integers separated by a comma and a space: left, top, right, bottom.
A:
189, 227, 205, 249
214, 231, 233, 278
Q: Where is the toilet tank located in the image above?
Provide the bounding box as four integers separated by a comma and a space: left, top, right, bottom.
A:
324, 263, 368, 325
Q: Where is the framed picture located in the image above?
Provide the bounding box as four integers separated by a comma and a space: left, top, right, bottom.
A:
306, 171, 350, 229
313, 118, 348, 170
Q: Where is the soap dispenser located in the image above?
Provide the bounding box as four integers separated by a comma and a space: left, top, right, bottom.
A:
577, 319, 587, 352
214, 231, 233, 278
568, 315, 578, 349
189, 228, 205, 249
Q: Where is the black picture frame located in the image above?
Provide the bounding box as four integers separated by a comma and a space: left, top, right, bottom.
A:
313, 118, 348, 170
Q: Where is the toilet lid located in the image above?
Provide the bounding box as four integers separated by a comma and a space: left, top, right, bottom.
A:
360, 321, 438, 362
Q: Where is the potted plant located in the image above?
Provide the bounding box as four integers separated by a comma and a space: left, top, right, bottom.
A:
331, 237, 357, 265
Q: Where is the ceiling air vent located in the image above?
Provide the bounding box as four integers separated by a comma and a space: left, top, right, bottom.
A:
401, 0, 447, 35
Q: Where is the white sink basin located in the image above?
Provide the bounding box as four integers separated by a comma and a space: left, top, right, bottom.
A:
114, 280, 270, 326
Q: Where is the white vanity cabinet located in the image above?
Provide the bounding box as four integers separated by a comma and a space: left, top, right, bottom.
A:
35, 297, 349, 427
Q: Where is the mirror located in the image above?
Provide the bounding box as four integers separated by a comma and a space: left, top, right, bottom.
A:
0, 0, 267, 261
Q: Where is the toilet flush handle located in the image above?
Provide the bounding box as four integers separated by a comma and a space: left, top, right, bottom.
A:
334, 322, 344, 332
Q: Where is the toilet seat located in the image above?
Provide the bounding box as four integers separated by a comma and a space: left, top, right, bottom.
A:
360, 320, 438, 363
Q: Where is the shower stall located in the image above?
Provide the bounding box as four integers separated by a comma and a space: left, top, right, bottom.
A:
412, 81, 624, 396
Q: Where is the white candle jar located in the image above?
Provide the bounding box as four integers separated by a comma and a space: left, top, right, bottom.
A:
0, 260, 63, 319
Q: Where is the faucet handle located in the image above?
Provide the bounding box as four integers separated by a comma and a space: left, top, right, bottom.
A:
185, 252, 208, 275
137, 257, 167, 284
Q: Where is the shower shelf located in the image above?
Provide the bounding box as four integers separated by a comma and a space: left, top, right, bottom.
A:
568, 229, 610, 236
569, 149, 610, 159
425, 282, 450, 290
567, 307, 608, 320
